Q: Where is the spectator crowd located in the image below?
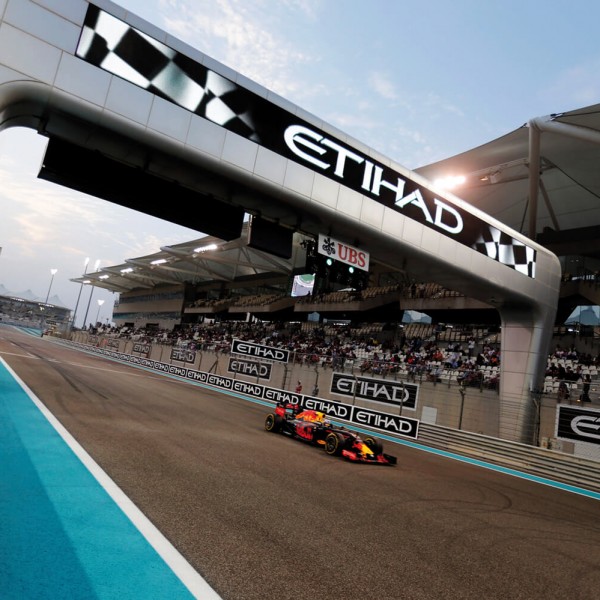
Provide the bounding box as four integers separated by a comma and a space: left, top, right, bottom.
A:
83, 320, 600, 397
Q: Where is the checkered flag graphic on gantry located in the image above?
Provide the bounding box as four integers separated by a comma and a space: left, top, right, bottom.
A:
472, 225, 536, 278
76, 5, 259, 142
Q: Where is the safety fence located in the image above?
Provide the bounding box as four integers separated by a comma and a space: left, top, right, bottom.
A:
416, 422, 600, 495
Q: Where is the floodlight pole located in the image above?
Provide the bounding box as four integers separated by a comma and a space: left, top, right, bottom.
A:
82, 284, 95, 329
71, 257, 90, 328
95, 299, 104, 324
82, 259, 101, 329
44, 268, 57, 304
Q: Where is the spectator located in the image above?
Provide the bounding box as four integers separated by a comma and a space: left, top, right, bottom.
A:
580, 374, 592, 403
558, 381, 570, 401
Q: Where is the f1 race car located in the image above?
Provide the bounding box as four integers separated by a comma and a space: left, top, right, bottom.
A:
264, 402, 397, 465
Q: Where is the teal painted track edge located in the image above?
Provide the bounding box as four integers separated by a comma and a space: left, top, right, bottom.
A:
0, 355, 223, 600
56, 340, 600, 502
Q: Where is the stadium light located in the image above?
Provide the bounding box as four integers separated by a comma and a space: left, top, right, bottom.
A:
95, 299, 105, 324
193, 243, 218, 253
82, 260, 101, 328
44, 268, 57, 304
71, 257, 90, 329
433, 175, 466, 189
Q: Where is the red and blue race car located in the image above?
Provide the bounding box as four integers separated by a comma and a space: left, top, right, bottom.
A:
264, 402, 397, 465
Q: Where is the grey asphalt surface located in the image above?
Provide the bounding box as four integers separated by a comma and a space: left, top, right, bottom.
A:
2, 326, 600, 600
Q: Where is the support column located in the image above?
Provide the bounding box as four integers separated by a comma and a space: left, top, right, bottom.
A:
497, 305, 556, 444
528, 123, 541, 239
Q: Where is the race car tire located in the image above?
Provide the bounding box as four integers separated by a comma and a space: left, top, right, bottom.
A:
325, 432, 345, 456
363, 435, 383, 455
265, 413, 283, 433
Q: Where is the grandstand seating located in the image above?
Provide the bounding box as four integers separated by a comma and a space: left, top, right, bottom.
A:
85, 315, 600, 402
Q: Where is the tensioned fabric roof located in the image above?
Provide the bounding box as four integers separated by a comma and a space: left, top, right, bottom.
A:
72, 223, 309, 294
415, 102, 600, 263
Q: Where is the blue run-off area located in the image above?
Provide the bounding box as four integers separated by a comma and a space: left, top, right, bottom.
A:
0, 358, 217, 600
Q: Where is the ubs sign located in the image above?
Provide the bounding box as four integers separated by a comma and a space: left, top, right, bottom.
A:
318, 234, 369, 271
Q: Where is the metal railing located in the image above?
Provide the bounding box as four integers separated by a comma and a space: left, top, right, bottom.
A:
413, 422, 600, 494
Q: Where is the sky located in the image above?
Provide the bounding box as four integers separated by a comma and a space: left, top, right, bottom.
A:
2, 0, 600, 326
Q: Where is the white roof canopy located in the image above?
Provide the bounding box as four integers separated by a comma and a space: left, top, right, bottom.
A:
415, 103, 600, 264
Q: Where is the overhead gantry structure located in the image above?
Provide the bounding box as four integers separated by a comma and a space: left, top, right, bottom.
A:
0, 0, 562, 443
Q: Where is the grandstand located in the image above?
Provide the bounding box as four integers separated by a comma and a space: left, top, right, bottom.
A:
71, 227, 599, 337
0, 293, 71, 333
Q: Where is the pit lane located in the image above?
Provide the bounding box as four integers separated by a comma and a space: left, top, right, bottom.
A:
2, 326, 600, 600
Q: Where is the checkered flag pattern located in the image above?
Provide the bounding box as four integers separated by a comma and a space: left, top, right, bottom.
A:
473, 226, 536, 278
77, 6, 259, 142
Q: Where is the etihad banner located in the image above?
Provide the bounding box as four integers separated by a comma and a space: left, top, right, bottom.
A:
330, 372, 418, 409
231, 339, 290, 364
228, 357, 272, 381
556, 405, 600, 446
77, 5, 536, 279
170, 347, 197, 364
301, 396, 419, 438
132, 343, 150, 357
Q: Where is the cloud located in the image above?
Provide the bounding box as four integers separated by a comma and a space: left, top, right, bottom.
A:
150, 0, 449, 168
158, 0, 317, 99
369, 72, 397, 100
422, 92, 465, 118
543, 58, 600, 109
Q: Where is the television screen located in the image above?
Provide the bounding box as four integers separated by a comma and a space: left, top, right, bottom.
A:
247, 216, 293, 259
291, 274, 315, 297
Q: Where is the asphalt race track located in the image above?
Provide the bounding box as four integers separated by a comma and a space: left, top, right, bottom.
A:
2, 326, 600, 600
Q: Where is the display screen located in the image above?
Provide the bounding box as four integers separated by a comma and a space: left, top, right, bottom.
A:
291, 274, 315, 297
247, 216, 293, 259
